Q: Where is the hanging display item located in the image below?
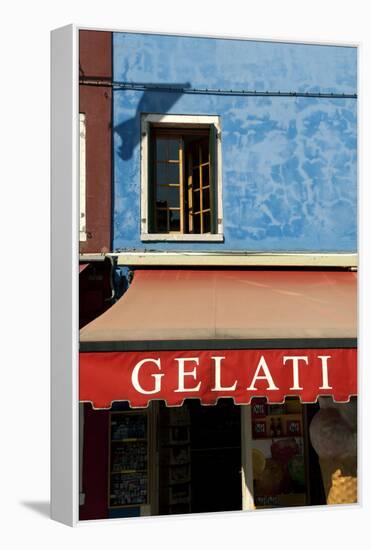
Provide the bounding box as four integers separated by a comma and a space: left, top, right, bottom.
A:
251, 397, 308, 508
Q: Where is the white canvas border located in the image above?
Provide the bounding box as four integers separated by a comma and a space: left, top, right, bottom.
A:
50, 23, 79, 527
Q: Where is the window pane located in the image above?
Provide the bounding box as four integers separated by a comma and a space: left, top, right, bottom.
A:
202, 165, 210, 188
156, 209, 168, 232
168, 139, 180, 161
193, 189, 200, 213
157, 185, 180, 208
169, 210, 180, 231
156, 139, 167, 161
167, 163, 180, 184
156, 163, 167, 184
200, 138, 209, 164
193, 213, 201, 233
192, 167, 200, 190
156, 138, 180, 161
203, 211, 211, 233
202, 187, 210, 210
156, 163, 179, 185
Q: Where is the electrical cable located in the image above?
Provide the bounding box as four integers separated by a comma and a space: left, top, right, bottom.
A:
79, 78, 357, 99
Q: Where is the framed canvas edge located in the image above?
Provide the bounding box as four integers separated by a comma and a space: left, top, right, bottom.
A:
74, 23, 360, 48
51, 23, 79, 527
50, 23, 360, 527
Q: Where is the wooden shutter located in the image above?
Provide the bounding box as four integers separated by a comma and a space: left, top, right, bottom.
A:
187, 141, 195, 233
147, 125, 155, 232
209, 124, 217, 234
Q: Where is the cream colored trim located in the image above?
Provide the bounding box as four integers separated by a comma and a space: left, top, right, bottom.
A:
104, 251, 358, 268
79, 253, 106, 262
140, 113, 223, 239
143, 113, 221, 126
241, 405, 255, 511
140, 115, 149, 236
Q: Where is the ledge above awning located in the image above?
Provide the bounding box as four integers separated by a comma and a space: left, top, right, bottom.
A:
80, 269, 357, 350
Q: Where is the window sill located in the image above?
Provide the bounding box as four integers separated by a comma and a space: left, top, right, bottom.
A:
140, 233, 224, 242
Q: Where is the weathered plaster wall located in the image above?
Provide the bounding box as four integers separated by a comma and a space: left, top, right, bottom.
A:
112, 33, 357, 252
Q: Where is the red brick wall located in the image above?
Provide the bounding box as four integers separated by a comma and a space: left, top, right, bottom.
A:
79, 31, 112, 253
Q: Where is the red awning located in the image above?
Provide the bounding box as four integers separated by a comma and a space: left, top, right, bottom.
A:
79, 269, 357, 409
79, 263, 90, 273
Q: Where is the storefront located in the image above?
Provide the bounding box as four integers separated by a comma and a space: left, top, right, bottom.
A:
79, 268, 357, 520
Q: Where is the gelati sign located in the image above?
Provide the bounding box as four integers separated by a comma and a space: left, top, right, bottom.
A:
79, 348, 357, 409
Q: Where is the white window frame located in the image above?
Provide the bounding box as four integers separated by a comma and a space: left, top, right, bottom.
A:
79, 113, 87, 242
140, 114, 224, 242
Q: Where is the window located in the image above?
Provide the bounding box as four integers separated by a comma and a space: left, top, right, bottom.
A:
141, 114, 223, 241
79, 113, 87, 242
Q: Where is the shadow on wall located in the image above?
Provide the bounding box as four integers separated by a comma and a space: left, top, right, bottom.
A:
113, 83, 191, 161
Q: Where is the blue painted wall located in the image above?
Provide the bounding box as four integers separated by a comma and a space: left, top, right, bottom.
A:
112, 33, 357, 252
